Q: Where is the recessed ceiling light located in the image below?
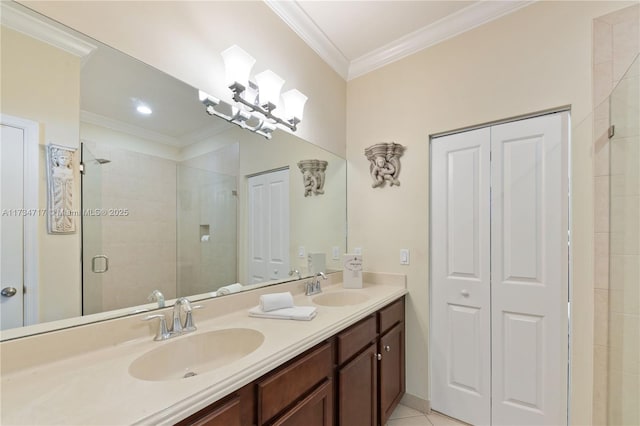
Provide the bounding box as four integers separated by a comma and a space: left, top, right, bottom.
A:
136, 105, 152, 115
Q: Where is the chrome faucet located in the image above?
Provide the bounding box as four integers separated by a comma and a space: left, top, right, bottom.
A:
147, 289, 165, 308
289, 269, 302, 280
172, 297, 192, 335
305, 272, 328, 296
142, 297, 203, 341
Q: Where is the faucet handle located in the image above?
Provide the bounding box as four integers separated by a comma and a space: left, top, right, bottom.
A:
183, 305, 203, 332
143, 314, 170, 341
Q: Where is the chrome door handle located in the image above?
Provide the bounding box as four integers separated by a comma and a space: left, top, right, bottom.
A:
91, 255, 109, 273
1, 287, 17, 297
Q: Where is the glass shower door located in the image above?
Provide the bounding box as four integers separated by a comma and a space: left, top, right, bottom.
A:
608, 55, 639, 425
81, 144, 105, 315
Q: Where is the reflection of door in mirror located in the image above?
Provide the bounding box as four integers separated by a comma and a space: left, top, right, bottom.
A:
81, 143, 105, 315
248, 169, 290, 283
1, 124, 25, 329
1, 115, 39, 330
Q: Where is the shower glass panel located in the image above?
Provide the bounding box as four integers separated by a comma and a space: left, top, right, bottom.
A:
608, 54, 639, 426
176, 165, 237, 298
81, 143, 238, 314
81, 144, 104, 315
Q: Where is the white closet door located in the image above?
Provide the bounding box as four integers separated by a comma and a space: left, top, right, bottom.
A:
490, 112, 568, 425
431, 128, 492, 425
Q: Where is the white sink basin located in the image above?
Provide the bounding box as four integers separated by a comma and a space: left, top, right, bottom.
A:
129, 328, 264, 381
312, 291, 370, 307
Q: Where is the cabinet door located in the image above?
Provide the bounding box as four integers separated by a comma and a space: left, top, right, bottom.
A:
176, 395, 241, 426
272, 379, 333, 426
379, 323, 404, 425
338, 343, 377, 426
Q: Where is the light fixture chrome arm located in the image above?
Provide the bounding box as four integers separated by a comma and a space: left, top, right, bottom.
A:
200, 91, 275, 139
228, 82, 301, 132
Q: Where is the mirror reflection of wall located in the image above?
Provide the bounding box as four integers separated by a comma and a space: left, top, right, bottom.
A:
0, 2, 346, 337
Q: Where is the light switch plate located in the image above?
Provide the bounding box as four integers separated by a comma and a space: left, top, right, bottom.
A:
400, 249, 410, 265
298, 246, 306, 258
332, 246, 340, 260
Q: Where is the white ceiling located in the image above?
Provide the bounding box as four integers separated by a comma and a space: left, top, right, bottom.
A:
266, 0, 534, 80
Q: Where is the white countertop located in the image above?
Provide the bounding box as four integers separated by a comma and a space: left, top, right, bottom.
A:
0, 274, 406, 425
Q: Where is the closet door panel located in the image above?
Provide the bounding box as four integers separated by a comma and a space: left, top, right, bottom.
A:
430, 128, 491, 426
490, 112, 569, 426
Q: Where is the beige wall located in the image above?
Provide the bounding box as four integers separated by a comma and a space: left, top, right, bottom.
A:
1, 27, 81, 323
20, 0, 347, 157
345, 1, 634, 423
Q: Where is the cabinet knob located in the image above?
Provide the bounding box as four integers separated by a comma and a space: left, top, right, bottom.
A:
461, 289, 469, 297
376, 353, 382, 361
384, 345, 391, 352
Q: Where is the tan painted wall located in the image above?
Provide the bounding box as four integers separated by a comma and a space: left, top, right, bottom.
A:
345, 2, 634, 424
1, 27, 81, 323
20, 0, 347, 157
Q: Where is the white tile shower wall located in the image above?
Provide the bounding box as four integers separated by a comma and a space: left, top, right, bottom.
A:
592, 5, 639, 425
99, 146, 177, 311
176, 166, 238, 297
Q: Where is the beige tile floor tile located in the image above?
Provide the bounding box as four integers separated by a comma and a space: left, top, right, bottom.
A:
427, 411, 469, 426
386, 404, 467, 426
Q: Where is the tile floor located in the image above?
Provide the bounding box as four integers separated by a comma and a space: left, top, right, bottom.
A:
386, 404, 468, 426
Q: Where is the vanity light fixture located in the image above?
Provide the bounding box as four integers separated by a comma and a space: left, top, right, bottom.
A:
199, 45, 307, 139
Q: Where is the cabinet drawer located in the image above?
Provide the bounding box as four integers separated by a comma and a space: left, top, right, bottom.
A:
175, 395, 241, 426
257, 341, 333, 425
378, 297, 404, 334
272, 378, 333, 426
337, 315, 377, 365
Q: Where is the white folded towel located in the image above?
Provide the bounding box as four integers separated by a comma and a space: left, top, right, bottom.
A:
248, 305, 317, 321
259, 292, 294, 312
216, 283, 243, 296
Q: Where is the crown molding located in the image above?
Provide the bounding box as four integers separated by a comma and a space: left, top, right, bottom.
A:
1, 2, 96, 58
348, 1, 535, 80
80, 110, 183, 147
264, 0, 534, 81
181, 119, 234, 145
264, 0, 350, 79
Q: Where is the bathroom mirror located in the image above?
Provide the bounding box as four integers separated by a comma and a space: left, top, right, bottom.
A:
0, 2, 346, 339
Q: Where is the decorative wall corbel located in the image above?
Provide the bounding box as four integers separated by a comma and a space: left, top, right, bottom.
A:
46, 144, 77, 234
297, 159, 328, 197
364, 142, 405, 188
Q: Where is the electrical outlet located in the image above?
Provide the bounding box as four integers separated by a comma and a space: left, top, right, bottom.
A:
400, 249, 410, 265
298, 246, 306, 258
332, 246, 340, 260
354, 247, 362, 255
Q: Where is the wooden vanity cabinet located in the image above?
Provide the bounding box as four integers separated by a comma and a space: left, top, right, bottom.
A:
257, 341, 333, 425
176, 394, 242, 426
336, 316, 378, 426
176, 296, 405, 426
336, 297, 405, 426
377, 298, 405, 426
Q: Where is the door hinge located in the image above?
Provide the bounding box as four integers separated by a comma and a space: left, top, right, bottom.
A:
79, 162, 85, 174
608, 125, 615, 139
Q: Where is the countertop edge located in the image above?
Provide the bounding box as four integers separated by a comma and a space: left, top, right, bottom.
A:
139, 287, 408, 426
